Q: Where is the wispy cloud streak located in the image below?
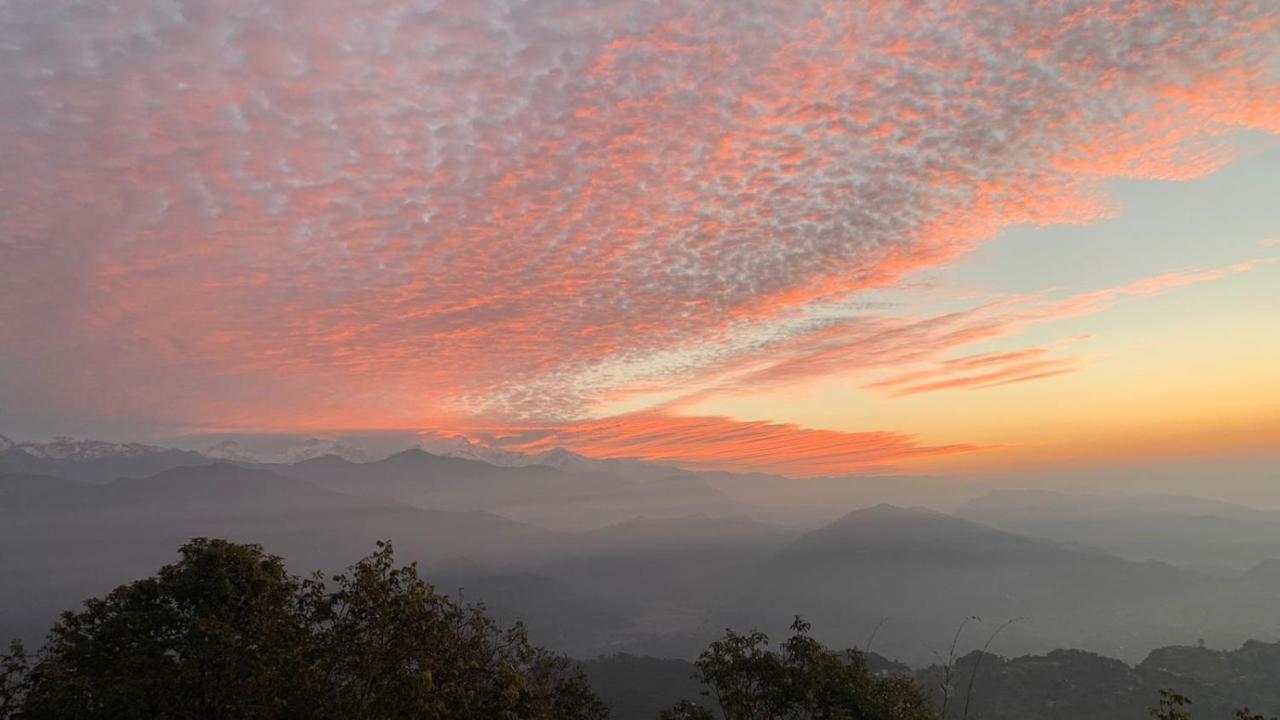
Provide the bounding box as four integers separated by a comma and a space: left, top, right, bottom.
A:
452, 413, 982, 478
636, 260, 1271, 408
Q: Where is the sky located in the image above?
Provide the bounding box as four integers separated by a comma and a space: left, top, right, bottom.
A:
1, 0, 1278, 480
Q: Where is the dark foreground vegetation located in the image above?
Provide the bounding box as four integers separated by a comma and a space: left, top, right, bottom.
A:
2, 538, 1275, 720
589, 642, 1280, 720
654, 617, 934, 720
0, 539, 606, 720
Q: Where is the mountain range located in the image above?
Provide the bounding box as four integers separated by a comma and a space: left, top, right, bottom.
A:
586, 640, 1280, 720
4, 436, 1280, 667
959, 488, 1280, 573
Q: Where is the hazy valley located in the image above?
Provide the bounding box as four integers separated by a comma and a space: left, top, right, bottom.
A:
5, 436, 1280, 716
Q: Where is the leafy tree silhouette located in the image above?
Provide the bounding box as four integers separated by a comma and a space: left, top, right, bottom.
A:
663, 616, 935, 720
3, 538, 605, 720
1151, 689, 1193, 720
1149, 689, 1280, 720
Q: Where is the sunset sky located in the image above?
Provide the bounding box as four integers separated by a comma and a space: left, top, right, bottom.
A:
2, 0, 1278, 479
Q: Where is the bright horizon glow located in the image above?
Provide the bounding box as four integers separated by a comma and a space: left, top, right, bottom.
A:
1, 0, 1278, 480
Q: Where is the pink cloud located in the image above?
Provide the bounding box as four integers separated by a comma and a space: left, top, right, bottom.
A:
875, 360, 1080, 397
0, 0, 1276, 434
452, 413, 983, 478
863, 349, 1082, 397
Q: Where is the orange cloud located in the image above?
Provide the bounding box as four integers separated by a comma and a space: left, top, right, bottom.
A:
452, 413, 983, 478
863, 349, 1081, 397
627, 259, 1266, 410
0, 0, 1276, 439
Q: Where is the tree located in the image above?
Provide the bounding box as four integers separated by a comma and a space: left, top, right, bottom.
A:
1150, 690, 1280, 720
300, 540, 606, 720
659, 700, 716, 720
665, 617, 935, 720
1150, 689, 1192, 720
7, 538, 606, 720
0, 642, 28, 719
21, 538, 311, 720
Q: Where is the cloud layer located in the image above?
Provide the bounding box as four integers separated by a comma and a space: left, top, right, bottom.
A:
436, 413, 982, 477
1, 0, 1277, 468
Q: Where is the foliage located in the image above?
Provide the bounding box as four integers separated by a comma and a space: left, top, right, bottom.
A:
1151, 689, 1280, 720
1151, 689, 1192, 720
0, 642, 28, 718
664, 616, 935, 720
4, 538, 606, 720
659, 699, 716, 720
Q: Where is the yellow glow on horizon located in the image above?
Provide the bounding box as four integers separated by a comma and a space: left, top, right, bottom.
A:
673, 263, 1280, 475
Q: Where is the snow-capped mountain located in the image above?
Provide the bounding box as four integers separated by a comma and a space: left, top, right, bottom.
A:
414, 433, 680, 478
528, 447, 614, 473
0, 436, 211, 483
203, 438, 373, 465
414, 433, 544, 467
415, 434, 603, 471
200, 440, 262, 463
8, 437, 178, 462
0, 434, 14, 452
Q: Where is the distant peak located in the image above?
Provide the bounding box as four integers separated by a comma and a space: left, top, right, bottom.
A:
836, 503, 943, 522
202, 439, 258, 462
1244, 558, 1280, 582
293, 453, 353, 467
415, 435, 597, 471
152, 461, 245, 477
11, 436, 178, 461
385, 447, 441, 462
204, 438, 373, 465
801, 504, 977, 541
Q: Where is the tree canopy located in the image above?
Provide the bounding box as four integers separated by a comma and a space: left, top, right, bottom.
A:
665, 617, 936, 720
1, 538, 607, 720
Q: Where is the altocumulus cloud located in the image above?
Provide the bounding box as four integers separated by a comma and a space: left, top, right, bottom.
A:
0, 0, 1277, 465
